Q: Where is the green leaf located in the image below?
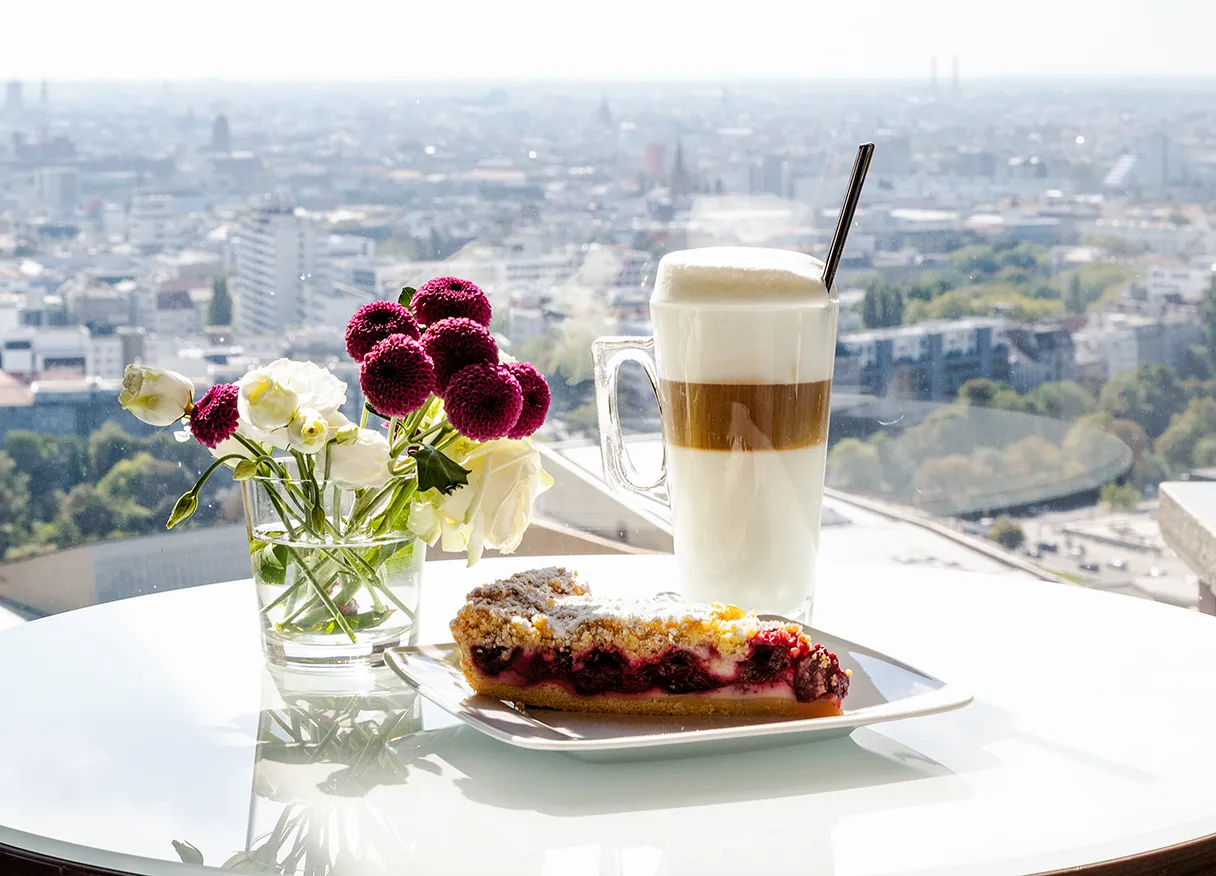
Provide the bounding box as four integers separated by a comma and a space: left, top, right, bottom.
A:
411, 444, 470, 496
344, 608, 395, 631
232, 458, 258, 481
310, 502, 327, 532
252, 543, 288, 587
384, 540, 420, 576
171, 840, 205, 865
166, 491, 198, 529
398, 285, 417, 307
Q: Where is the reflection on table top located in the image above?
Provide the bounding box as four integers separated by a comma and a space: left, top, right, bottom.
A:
0, 553, 1214, 875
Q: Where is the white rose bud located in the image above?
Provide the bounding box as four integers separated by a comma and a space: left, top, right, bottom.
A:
324, 428, 391, 489
118, 365, 195, 427
286, 407, 330, 454
238, 368, 300, 432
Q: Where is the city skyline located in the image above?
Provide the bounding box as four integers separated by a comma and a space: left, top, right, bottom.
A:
4, 0, 1216, 82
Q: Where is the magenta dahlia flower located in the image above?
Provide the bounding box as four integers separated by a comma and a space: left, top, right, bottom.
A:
188, 383, 240, 449
359, 334, 435, 417
345, 301, 420, 362
420, 317, 499, 395
444, 363, 524, 441
504, 362, 550, 439
412, 277, 492, 328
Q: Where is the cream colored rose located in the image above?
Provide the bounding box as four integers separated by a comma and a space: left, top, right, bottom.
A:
413, 438, 553, 565
323, 428, 391, 489
286, 407, 330, 454
237, 368, 299, 433
118, 365, 195, 427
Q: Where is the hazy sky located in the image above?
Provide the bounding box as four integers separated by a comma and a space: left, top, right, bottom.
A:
5, 0, 1216, 81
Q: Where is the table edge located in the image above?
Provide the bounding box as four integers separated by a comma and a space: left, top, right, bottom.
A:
4, 830, 1216, 876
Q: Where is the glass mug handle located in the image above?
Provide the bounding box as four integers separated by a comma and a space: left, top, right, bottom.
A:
591, 336, 668, 505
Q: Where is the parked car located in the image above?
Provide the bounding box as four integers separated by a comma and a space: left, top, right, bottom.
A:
1079, 561, 1101, 572
1108, 557, 1127, 571
1068, 545, 1086, 558
1149, 567, 1165, 578
1025, 548, 1042, 559
1037, 541, 1059, 553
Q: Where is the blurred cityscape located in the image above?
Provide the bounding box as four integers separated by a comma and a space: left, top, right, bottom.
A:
1, 76, 1215, 607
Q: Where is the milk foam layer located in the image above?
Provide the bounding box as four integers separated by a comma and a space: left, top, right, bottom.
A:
668, 443, 827, 615
651, 247, 838, 384
653, 247, 831, 306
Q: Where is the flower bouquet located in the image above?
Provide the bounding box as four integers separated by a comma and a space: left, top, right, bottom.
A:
119, 277, 552, 665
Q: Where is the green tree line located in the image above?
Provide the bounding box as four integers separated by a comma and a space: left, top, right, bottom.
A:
0, 423, 232, 561
828, 361, 1216, 510
860, 240, 1137, 329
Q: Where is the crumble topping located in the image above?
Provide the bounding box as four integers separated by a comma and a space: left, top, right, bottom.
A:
450, 566, 807, 660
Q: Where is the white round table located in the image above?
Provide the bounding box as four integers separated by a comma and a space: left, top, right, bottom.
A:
1, 553, 1214, 875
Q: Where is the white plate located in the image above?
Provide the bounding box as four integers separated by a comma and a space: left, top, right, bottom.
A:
385, 618, 971, 762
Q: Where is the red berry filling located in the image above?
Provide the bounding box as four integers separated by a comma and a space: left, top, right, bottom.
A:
468, 634, 849, 703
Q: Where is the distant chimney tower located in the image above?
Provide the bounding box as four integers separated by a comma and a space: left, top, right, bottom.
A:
952, 56, 960, 98
931, 57, 938, 97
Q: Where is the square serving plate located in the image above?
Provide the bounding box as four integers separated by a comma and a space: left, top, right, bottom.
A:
385, 618, 971, 762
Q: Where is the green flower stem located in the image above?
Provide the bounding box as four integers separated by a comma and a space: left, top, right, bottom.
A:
191, 453, 248, 493
259, 482, 302, 540
435, 429, 462, 451
367, 581, 387, 613
258, 578, 303, 616
283, 546, 357, 642
370, 579, 414, 619
412, 417, 451, 446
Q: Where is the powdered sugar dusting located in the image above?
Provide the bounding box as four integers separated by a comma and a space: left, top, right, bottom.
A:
451, 566, 790, 660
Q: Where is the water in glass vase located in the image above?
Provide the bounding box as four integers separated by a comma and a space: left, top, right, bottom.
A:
243, 470, 424, 667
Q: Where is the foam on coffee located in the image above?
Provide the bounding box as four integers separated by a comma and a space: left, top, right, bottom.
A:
651, 247, 836, 385
650, 247, 838, 615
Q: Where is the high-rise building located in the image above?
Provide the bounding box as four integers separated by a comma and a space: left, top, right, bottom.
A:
128, 194, 175, 251
2, 81, 21, 119
233, 200, 317, 335
749, 154, 789, 197
209, 114, 231, 153
643, 144, 666, 182
35, 166, 78, 212
670, 140, 693, 196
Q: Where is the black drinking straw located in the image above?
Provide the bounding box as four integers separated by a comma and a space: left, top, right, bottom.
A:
821, 142, 875, 291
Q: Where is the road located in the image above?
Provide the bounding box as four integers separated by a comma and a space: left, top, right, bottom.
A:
967, 502, 1199, 609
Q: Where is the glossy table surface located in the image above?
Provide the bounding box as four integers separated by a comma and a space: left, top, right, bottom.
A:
1, 553, 1214, 875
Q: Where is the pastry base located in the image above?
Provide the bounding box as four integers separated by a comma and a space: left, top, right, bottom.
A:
468, 677, 844, 719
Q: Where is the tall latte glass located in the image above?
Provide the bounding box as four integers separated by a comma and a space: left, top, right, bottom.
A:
592, 247, 837, 618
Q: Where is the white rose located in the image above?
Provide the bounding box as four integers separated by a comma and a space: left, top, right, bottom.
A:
118, 365, 194, 427
323, 428, 391, 489
262, 358, 346, 414
237, 368, 299, 433
286, 407, 330, 454
405, 496, 443, 544
427, 438, 553, 565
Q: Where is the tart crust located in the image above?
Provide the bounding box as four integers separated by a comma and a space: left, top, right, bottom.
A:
470, 679, 844, 718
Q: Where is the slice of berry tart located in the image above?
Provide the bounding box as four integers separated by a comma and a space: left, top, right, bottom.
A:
449, 566, 850, 718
